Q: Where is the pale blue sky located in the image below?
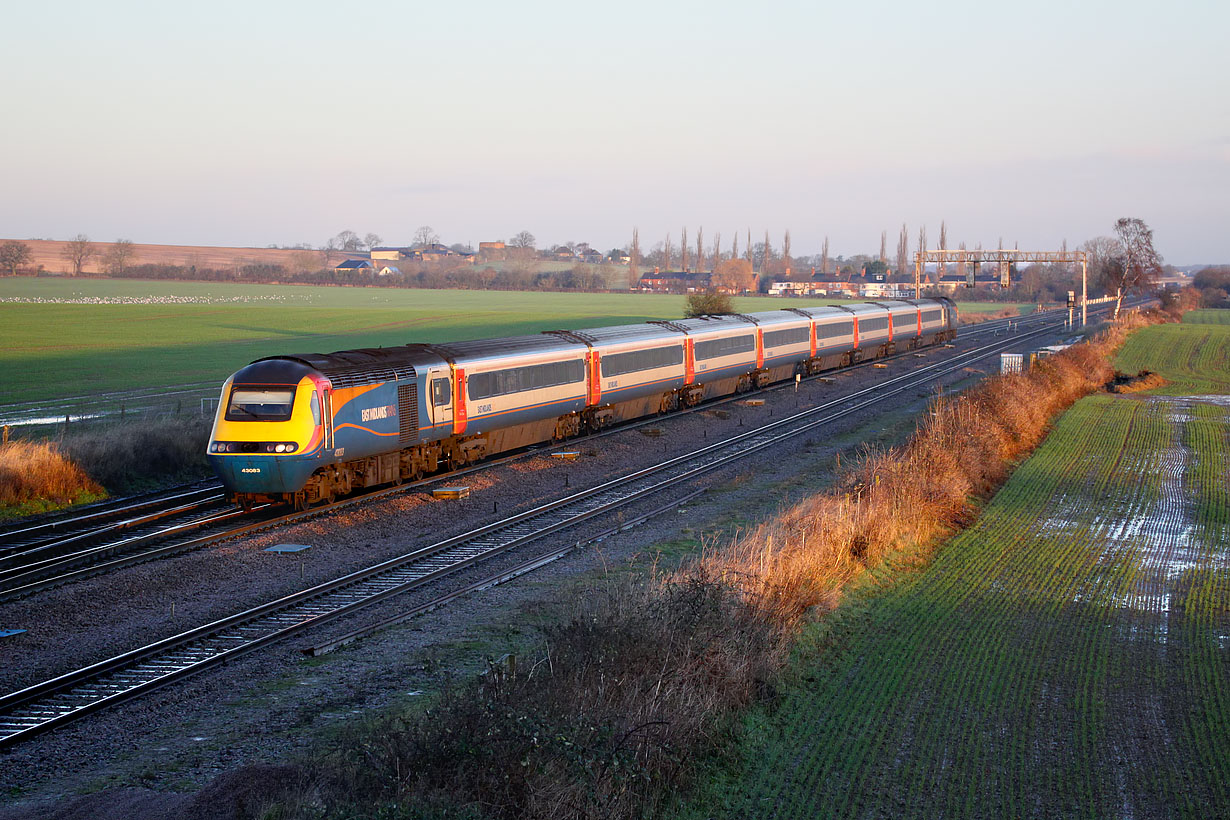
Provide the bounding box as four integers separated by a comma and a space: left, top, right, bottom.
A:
3, 0, 1227, 263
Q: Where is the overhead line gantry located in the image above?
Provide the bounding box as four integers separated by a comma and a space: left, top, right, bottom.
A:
912, 248, 1089, 326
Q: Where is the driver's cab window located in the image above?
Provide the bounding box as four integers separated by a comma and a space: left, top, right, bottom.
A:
432, 378, 451, 406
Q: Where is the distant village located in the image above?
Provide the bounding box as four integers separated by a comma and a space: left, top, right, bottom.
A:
334, 241, 998, 298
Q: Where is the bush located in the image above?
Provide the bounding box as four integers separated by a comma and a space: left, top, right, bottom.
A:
683, 290, 733, 317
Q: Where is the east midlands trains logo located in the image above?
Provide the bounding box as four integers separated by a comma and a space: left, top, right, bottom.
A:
360, 404, 398, 423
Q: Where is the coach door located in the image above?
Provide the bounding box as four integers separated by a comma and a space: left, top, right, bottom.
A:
426, 366, 453, 435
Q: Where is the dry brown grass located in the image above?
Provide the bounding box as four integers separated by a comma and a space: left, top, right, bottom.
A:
0, 440, 105, 513
705, 310, 1155, 633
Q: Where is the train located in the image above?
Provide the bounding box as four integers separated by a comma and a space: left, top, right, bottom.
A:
206, 298, 958, 509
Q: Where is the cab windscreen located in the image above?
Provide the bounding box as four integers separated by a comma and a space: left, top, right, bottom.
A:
225, 387, 296, 421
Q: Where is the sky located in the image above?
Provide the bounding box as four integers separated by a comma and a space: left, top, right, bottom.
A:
3, 0, 1227, 265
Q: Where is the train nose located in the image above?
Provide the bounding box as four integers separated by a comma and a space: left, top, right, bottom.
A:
208, 455, 305, 494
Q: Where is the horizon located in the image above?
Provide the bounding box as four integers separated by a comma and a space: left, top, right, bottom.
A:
2, 1, 1227, 266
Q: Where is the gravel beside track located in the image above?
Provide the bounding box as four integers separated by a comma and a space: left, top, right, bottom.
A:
0, 327, 1054, 814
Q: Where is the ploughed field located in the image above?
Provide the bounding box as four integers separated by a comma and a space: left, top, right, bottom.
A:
704, 315, 1230, 819
0, 278, 1028, 405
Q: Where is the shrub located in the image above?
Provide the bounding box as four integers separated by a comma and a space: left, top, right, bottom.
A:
684, 290, 733, 317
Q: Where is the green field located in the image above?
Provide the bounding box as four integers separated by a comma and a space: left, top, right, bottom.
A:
1114, 312, 1230, 394
679, 318, 1230, 819
0, 278, 1028, 404
1182, 308, 1230, 325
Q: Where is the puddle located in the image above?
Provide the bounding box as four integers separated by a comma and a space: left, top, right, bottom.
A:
1048, 398, 1228, 642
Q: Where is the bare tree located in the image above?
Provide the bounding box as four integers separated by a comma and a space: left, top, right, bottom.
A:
695, 226, 704, 274
745, 229, 753, 266
917, 226, 927, 283
783, 229, 792, 277
1106, 217, 1164, 318
335, 230, 362, 251
763, 230, 771, 276
712, 258, 755, 293
731, 232, 739, 263
879, 230, 887, 264
711, 231, 722, 270
680, 227, 689, 272
662, 233, 673, 271
0, 240, 32, 276
101, 239, 135, 275
895, 224, 909, 278
1055, 238, 1069, 276
364, 232, 383, 250
629, 227, 641, 289
938, 220, 948, 280
62, 234, 96, 276
510, 230, 536, 250
413, 226, 440, 247
821, 236, 830, 276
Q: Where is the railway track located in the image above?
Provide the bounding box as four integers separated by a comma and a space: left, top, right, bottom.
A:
0, 304, 1096, 602
0, 315, 1077, 748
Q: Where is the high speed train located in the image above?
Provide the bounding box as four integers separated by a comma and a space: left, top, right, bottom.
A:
206, 298, 957, 509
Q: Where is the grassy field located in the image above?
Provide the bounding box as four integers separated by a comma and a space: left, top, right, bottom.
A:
1182, 308, 1230, 325
693, 392, 1229, 819
1114, 311, 1230, 394
672, 316, 1230, 819
0, 278, 1030, 404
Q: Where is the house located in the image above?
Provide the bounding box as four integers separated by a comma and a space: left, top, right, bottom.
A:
416, 243, 460, 263
608, 250, 631, 264
370, 247, 406, 262
377, 265, 401, 276
478, 241, 507, 262
553, 246, 576, 259
858, 282, 914, 299
637, 270, 711, 293
932, 272, 1010, 293
768, 280, 854, 297
335, 259, 374, 274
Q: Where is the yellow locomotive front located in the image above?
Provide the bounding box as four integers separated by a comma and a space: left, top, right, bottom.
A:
206, 358, 328, 502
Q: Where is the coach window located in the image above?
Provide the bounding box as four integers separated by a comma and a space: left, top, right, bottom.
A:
309, 391, 321, 425
432, 378, 451, 406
